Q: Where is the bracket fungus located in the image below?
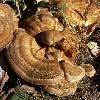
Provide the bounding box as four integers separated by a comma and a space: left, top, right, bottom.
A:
21, 12, 63, 36
7, 28, 85, 96
0, 1, 97, 97
7, 6, 97, 96
0, 4, 18, 50
51, 0, 100, 35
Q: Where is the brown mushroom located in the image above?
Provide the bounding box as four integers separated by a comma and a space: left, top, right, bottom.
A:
51, 0, 100, 33
41, 30, 64, 46
0, 3, 18, 50
82, 64, 96, 77
21, 13, 63, 36
84, 4, 100, 27
7, 29, 65, 85
45, 47, 66, 61
44, 80, 77, 96
7, 29, 85, 96
54, 29, 79, 60
60, 59, 85, 82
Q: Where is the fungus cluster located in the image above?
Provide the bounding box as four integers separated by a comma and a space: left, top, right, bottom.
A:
0, 0, 99, 97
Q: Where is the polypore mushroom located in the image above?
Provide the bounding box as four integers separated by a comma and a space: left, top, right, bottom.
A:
41, 30, 64, 46
84, 3, 100, 27
83, 64, 96, 77
0, 3, 18, 50
51, 0, 100, 34
40, 28, 79, 59
45, 47, 66, 61
44, 80, 77, 96
50, 29, 79, 60
7, 29, 85, 96
7, 29, 65, 85
21, 12, 63, 36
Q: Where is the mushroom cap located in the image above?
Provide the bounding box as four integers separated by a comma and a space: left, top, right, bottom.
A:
7, 29, 85, 96
21, 14, 63, 36
83, 64, 96, 77
60, 60, 85, 82
0, 3, 18, 50
41, 30, 64, 46
52, 0, 100, 29
7, 29, 64, 85
44, 80, 77, 96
